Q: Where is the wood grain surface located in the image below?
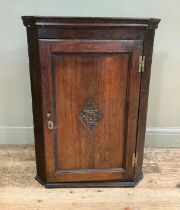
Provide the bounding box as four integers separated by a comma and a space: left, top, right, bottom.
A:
0, 145, 180, 210
38, 39, 143, 183
22, 17, 160, 186
54, 53, 128, 171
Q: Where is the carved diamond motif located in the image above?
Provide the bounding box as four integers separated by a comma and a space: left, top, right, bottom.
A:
79, 100, 103, 133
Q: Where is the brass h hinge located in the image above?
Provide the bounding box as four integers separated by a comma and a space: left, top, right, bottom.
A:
132, 152, 138, 168
138, 56, 145, 72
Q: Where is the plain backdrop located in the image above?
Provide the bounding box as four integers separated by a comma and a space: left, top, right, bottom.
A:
0, 0, 180, 146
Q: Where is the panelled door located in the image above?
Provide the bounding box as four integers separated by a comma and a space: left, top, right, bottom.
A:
39, 39, 143, 183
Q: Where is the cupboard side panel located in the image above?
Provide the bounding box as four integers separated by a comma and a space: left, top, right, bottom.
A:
26, 28, 46, 180
135, 30, 155, 178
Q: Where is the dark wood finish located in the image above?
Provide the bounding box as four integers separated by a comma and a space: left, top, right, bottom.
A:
22, 16, 160, 187
39, 39, 142, 183
134, 29, 156, 179
25, 26, 46, 181
35, 173, 143, 188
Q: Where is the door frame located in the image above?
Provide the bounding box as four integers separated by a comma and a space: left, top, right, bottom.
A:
38, 39, 143, 183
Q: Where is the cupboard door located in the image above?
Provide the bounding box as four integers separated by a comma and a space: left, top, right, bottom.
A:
39, 40, 143, 182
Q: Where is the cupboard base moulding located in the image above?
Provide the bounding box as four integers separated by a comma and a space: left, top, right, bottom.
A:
35, 173, 143, 188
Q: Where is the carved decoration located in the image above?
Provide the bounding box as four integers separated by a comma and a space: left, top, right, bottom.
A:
79, 100, 103, 133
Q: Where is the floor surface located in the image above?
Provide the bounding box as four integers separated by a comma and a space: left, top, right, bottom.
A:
0, 145, 180, 210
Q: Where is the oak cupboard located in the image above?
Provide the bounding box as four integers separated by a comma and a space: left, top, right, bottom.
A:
22, 16, 160, 187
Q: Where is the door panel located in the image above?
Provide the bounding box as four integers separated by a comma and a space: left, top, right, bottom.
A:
39, 40, 143, 182
53, 53, 128, 171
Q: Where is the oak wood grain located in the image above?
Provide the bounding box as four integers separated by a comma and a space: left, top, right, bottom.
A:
22, 16, 160, 187
38, 40, 143, 183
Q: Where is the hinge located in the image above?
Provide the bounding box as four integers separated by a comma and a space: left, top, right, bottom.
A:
138, 56, 145, 72
132, 152, 138, 168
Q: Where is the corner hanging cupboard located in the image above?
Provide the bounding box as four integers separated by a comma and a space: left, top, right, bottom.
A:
22, 16, 160, 187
